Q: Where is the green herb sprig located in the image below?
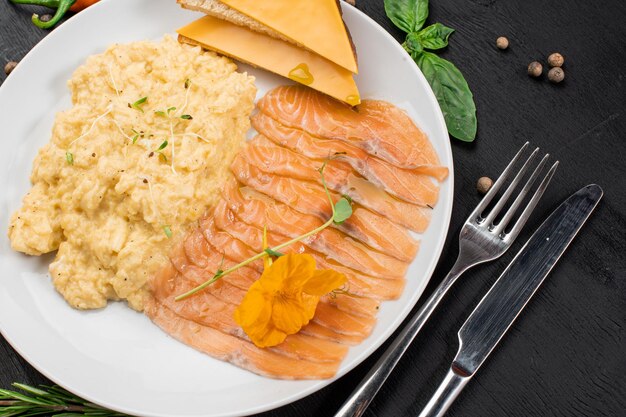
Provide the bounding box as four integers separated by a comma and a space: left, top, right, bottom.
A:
0, 383, 126, 416
174, 160, 352, 301
385, 0, 477, 141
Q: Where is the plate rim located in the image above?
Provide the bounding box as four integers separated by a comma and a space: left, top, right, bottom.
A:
0, 1, 455, 416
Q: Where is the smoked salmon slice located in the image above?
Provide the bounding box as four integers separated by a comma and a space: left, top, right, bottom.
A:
170, 239, 376, 339
224, 179, 418, 262
252, 112, 448, 198
256, 85, 440, 169
220, 180, 410, 274
210, 200, 406, 300
232, 152, 432, 233
181, 228, 381, 318
150, 254, 350, 363
170, 237, 376, 343
146, 296, 343, 379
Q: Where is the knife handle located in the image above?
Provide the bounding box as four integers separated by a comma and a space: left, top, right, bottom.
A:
418, 368, 471, 417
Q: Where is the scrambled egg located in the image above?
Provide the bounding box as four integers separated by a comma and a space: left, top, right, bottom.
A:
8, 37, 256, 311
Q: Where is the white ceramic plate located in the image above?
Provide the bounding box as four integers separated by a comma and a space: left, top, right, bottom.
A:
0, 0, 454, 416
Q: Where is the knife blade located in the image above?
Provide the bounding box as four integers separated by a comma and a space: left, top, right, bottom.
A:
418, 184, 603, 417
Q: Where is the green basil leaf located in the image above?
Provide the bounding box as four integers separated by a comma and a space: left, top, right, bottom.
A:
384, 0, 429, 33
404, 32, 424, 59
416, 52, 477, 141
417, 23, 455, 50
333, 198, 353, 224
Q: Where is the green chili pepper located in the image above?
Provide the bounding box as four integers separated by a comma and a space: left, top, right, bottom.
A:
10, 0, 77, 29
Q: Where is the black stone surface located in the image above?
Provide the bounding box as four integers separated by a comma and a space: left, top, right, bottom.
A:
1, 1, 625, 416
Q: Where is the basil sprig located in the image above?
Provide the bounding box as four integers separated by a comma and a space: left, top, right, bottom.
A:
385, 0, 477, 142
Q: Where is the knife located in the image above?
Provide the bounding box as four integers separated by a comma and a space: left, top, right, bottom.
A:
418, 184, 603, 417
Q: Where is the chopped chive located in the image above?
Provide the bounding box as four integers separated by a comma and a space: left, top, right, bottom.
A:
156, 140, 168, 151
131, 96, 148, 112
163, 225, 172, 238
65, 151, 74, 165
180, 114, 193, 120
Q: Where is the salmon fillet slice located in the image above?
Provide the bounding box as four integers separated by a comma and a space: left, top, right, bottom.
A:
227, 172, 419, 261
220, 180, 410, 274
181, 229, 381, 318
145, 295, 343, 379
173, 228, 378, 338
256, 85, 439, 169
224, 178, 418, 262
150, 257, 350, 363
243, 135, 435, 224
251, 114, 447, 199
210, 201, 406, 300
185, 221, 380, 317
232, 152, 431, 233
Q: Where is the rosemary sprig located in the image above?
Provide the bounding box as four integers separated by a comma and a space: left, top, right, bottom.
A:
174, 160, 353, 301
0, 383, 127, 416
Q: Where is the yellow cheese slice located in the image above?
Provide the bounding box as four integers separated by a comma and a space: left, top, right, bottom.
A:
220, 0, 358, 74
177, 16, 360, 106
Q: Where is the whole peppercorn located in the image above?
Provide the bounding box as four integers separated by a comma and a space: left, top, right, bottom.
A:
477, 177, 493, 195
548, 67, 565, 83
547, 52, 565, 67
527, 61, 543, 77
496, 36, 509, 50
39, 14, 53, 23
4, 61, 17, 75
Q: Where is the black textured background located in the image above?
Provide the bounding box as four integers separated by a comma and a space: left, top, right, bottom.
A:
1, 0, 625, 416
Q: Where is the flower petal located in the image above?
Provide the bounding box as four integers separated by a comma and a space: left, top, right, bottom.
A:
264, 253, 316, 292
271, 295, 308, 334
234, 282, 271, 329
248, 324, 287, 348
303, 269, 347, 296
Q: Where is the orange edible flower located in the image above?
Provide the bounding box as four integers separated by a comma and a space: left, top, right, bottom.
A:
234, 253, 347, 348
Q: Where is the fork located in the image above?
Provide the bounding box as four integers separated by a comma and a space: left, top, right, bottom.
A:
334, 142, 559, 417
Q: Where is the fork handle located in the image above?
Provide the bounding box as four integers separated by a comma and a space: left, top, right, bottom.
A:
333, 261, 468, 417
417, 368, 471, 417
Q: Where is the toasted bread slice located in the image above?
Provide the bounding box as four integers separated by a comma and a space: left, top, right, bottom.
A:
177, 0, 358, 73
177, 0, 294, 45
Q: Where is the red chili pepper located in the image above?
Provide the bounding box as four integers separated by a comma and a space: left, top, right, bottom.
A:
10, 0, 100, 29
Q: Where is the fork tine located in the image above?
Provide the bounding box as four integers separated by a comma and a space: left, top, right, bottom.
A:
504, 161, 559, 242
468, 142, 530, 221
494, 153, 550, 235
483, 147, 540, 226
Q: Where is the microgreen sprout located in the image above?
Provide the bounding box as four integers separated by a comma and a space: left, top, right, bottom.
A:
131, 96, 147, 112
65, 151, 74, 165
131, 129, 139, 144
180, 114, 193, 120
156, 140, 168, 151
163, 225, 172, 238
